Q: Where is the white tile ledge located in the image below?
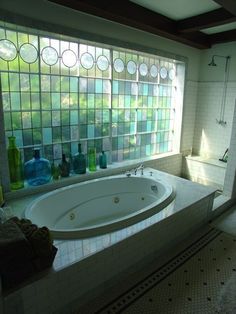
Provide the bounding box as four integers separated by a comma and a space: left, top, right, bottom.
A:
186, 155, 227, 169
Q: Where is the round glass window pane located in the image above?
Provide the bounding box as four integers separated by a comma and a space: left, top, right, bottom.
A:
139, 63, 148, 76
0, 39, 17, 61
62, 49, 77, 67
80, 52, 94, 70
20, 43, 38, 64
169, 68, 175, 80
41, 46, 58, 66
127, 60, 137, 75
114, 58, 124, 73
150, 64, 158, 78
160, 67, 168, 79
97, 55, 109, 71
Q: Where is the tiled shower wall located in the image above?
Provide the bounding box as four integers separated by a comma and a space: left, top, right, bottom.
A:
193, 81, 236, 159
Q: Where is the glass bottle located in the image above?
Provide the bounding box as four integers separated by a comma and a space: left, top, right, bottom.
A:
99, 151, 107, 169
73, 143, 86, 174
59, 154, 70, 177
7, 136, 24, 190
24, 149, 51, 186
88, 148, 96, 172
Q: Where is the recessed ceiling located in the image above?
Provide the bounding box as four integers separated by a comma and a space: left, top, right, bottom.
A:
130, 0, 220, 20
48, 0, 236, 49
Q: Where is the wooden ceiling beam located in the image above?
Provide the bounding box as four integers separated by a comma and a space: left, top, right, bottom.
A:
209, 28, 236, 44
213, 0, 236, 15
48, 0, 211, 49
177, 8, 236, 32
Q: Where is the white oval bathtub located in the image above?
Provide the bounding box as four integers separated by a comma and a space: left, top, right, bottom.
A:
25, 174, 175, 239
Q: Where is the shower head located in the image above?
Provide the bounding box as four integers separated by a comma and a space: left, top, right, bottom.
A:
208, 56, 217, 66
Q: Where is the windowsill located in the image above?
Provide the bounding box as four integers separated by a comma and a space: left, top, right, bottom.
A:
5, 151, 181, 201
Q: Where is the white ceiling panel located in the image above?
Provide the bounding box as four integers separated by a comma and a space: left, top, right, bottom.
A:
202, 21, 236, 34
130, 0, 220, 20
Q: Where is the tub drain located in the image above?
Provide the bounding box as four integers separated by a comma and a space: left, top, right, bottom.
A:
113, 197, 120, 204
69, 212, 75, 220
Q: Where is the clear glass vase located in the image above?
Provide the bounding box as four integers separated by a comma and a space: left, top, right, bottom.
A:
7, 136, 24, 190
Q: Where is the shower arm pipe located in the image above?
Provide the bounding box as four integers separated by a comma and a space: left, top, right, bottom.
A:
211, 55, 231, 125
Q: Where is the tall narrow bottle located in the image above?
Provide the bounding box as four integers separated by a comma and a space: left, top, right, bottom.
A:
59, 154, 70, 177
7, 136, 24, 190
73, 143, 86, 174
24, 149, 51, 186
88, 148, 96, 172
99, 151, 107, 169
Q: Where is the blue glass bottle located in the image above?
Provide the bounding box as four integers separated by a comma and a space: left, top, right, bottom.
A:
73, 143, 86, 174
24, 149, 51, 186
99, 151, 107, 169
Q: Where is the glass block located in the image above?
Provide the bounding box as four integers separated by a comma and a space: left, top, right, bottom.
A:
42, 111, 51, 127
88, 110, 95, 123
70, 77, 78, 92
113, 81, 119, 94
102, 137, 111, 151
61, 93, 69, 109
70, 93, 78, 109
41, 92, 51, 110
124, 96, 131, 108
112, 95, 119, 107
43, 128, 52, 144
79, 78, 87, 92
10, 92, 21, 110
95, 94, 103, 108
4, 112, 12, 130
41, 75, 50, 91
61, 110, 69, 126
79, 93, 87, 109
88, 94, 95, 108
70, 110, 78, 125
102, 124, 109, 136
31, 93, 40, 110
103, 110, 110, 123
52, 127, 61, 142
22, 112, 32, 129
79, 125, 87, 139
23, 129, 33, 146
13, 130, 23, 147
1, 73, 9, 91
21, 92, 31, 110
95, 124, 102, 137
2, 92, 10, 111
118, 95, 125, 107
52, 93, 61, 109
9, 73, 20, 91
20, 74, 30, 91
44, 145, 53, 162
62, 126, 70, 141
103, 80, 111, 94
103, 94, 110, 108
61, 76, 70, 92
95, 79, 103, 93
62, 143, 70, 156
70, 125, 79, 141
88, 125, 95, 138
33, 128, 42, 144
53, 143, 62, 160
51, 75, 60, 92
52, 111, 61, 126
12, 112, 22, 129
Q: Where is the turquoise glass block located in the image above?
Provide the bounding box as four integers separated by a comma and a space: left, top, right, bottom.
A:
61, 111, 70, 126
70, 77, 78, 92
130, 122, 135, 134
118, 81, 125, 94
52, 93, 61, 109
88, 94, 95, 108
42, 111, 51, 127
124, 95, 131, 107
143, 84, 148, 96
113, 81, 119, 94
103, 80, 110, 94
88, 124, 95, 138
70, 93, 78, 109
43, 128, 52, 144
118, 136, 123, 149
118, 95, 125, 107
96, 110, 102, 123
148, 97, 153, 107
79, 110, 87, 124
147, 121, 152, 132
88, 110, 95, 123
2, 93, 10, 111
95, 94, 103, 108
95, 79, 103, 93
146, 145, 151, 156
112, 110, 118, 123
153, 85, 158, 97
31, 93, 40, 110
118, 123, 124, 135
125, 82, 131, 94
61, 93, 69, 109
13, 130, 23, 147
95, 124, 102, 137
70, 110, 78, 125
11, 92, 21, 110
103, 110, 110, 123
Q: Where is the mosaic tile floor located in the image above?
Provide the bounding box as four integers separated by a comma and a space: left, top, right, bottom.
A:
78, 208, 236, 314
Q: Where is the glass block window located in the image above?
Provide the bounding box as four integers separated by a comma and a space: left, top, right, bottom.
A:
0, 25, 183, 166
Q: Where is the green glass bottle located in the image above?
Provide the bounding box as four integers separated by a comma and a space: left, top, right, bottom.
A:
7, 136, 24, 190
73, 143, 86, 174
88, 148, 96, 172
99, 151, 107, 169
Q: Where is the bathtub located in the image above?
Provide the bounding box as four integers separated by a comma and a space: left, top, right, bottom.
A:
25, 174, 175, 239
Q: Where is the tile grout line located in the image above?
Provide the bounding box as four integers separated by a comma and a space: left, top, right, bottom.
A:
96, 228, 222, 314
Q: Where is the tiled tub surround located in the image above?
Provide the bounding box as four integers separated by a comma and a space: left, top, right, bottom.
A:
182, 155, 227, 190
1, 168, 216, 314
